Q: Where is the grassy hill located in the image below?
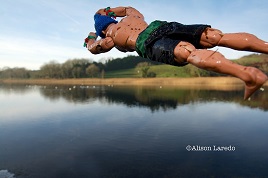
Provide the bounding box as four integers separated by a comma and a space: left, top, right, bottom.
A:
104, 65, 192, 78
235, 53, 268, 64
104, 68, 139, 78
105, 53, 268, 78
234, 53, 268, 68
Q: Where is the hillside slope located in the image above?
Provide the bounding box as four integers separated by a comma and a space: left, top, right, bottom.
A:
105, 54, 268, 78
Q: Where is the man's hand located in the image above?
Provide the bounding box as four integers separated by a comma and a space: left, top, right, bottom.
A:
87, 37, 115, 54
99, 37, 115, 51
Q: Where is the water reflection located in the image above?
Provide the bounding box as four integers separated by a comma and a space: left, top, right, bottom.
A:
0, 83, 268, 178
36, 85, 268, 111
1, 83, 267, 111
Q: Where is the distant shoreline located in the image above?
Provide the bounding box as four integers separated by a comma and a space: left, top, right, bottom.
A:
1, 77, 267, 87
0, 77, 238, 84
1, 77, 268, 91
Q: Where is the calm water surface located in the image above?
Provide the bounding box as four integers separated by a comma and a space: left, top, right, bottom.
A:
0, 84, 268, 178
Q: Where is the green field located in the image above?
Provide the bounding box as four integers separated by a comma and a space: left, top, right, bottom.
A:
104, 54, 268, 78
104, 68, 139, 78
105, 64, 192, 78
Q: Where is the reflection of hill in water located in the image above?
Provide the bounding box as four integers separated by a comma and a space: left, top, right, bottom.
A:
104, 86, 268, 111
1, 84, 267, 112
38, 85, 268, 112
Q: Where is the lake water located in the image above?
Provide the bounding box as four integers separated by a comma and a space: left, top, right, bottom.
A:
0, 83, 268, 178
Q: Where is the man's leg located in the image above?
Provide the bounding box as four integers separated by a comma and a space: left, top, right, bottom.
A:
174, 42, 268, 100
200, 28, 268, 54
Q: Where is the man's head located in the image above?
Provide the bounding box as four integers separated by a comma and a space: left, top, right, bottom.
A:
94, 14, 118, 38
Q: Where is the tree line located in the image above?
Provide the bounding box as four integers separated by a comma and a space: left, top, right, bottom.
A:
0, 55, 159, 79
1, 54, 267, 79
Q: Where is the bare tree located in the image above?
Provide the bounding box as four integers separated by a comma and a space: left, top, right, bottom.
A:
40, 60, 62, 78
86, 64, 100, 78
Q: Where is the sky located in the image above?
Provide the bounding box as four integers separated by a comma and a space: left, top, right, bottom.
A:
1, 0, 268, 70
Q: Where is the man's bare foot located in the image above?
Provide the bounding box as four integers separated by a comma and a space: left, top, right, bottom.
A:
244, 67, 268, 100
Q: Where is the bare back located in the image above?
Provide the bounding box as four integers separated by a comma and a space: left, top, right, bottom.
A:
106, 16, 148, 51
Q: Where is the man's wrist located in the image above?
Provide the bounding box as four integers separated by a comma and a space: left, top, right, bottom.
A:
88, 35, 96, 39
84, 35, 97, 47
104, 7, 116, 19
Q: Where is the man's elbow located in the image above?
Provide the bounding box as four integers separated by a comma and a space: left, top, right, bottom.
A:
125, 7, 144, 19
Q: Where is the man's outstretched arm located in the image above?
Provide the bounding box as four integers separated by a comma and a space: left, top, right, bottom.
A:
95, 6, 144, 19
86, 32, 115, 54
